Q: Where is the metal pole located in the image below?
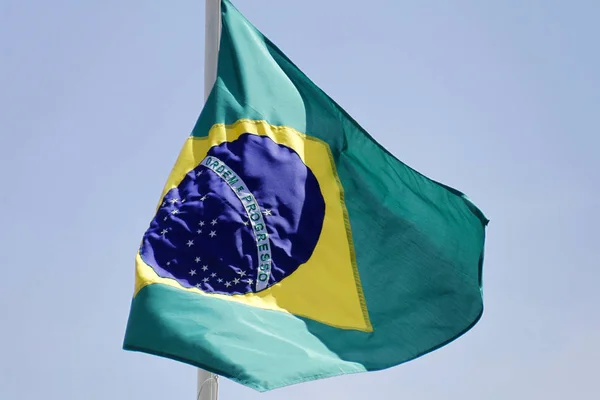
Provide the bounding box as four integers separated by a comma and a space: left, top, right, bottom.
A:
204, 0, 221, 101
197, 0, 221, 399
197, 368, 218, 400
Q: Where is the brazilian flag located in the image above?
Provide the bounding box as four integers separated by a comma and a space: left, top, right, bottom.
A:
123, 0, 488, 391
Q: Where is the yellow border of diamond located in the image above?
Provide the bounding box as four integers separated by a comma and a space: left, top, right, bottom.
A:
134, 119, 372, 332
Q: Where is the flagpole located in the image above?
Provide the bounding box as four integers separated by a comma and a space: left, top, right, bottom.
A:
204, 0, 221, 101
197, 0, 221, 400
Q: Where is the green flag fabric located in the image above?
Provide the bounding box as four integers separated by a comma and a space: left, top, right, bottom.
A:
123, 0, 488, 391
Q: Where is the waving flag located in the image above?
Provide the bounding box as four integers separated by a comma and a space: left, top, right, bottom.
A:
123, 0, 488, 391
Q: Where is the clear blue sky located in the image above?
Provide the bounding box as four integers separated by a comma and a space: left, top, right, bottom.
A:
1, 0, 598, 399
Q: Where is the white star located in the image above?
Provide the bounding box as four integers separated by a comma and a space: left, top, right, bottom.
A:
161, 201, 166, 207
225, 281, 232, 287
217, 278, 223, 283
195, 257, 201, 263
237, 270, 247, 277
186, 240, 194, 247
199, 221, 205, 227
202, 265, 209, 272
196, 170, 204, 176
200, 195, 208, 201
160, 229, 168, 235
181, 199, 186, 204
169, 199, 179, 204
203, 277, 209, 283
246, 278, 254, 284
171, 209, 179, 215
166, 261, 171, 266
262, 209, 272, 216
210, 273, 217, 278
197, 229, 203, 234
189, 270, 197, 276
163, 217, 168, 221
195, 283, 201, 288
211, 219, 218, 226
233, 278, 240, 285
243, 221, 249, 226
209, 231, 217, 238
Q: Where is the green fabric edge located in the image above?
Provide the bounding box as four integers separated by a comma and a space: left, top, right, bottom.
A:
123, 280, 483, 392
123, 283, 368, 392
